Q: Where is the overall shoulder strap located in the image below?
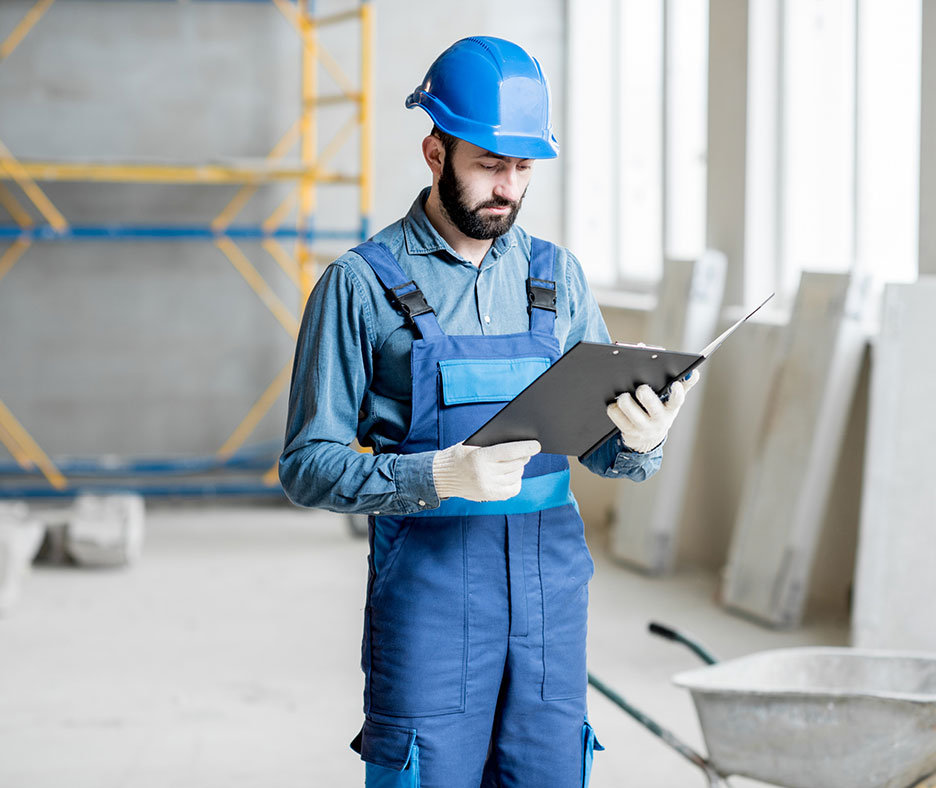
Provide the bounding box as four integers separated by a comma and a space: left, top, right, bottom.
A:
527, 236, 558, 334
350, 241, 442, 338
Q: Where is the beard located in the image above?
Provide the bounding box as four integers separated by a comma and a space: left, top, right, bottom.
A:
437, 154, 526, 240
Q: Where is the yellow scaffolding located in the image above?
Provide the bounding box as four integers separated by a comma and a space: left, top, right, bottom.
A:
0, 0, 375, 497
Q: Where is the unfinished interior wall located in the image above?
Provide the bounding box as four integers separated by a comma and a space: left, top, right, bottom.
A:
0, 2, 300, 457
920, 0, 936, 277
0, 0, 564, 462
853, 280, 936, 650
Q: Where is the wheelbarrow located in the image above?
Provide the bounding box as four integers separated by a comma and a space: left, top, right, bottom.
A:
587, 623, 936, 788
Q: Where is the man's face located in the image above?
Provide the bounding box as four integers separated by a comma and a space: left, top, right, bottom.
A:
437, 139, 533, 240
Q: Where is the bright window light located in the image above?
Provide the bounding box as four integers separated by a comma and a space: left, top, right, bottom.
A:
744, 0, 781, 305
567, 0, 709, 288
665, 0, 709, 261
855, 0, 921, 285
566, 0, 617, 285
781, 0, 857, 294
746, 0, 921, 301
617, 0, 664, 284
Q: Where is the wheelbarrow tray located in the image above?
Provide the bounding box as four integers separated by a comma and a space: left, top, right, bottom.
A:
672, 647, 936, 788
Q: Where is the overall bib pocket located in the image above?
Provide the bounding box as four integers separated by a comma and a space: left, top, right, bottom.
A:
438, 356, 550, 448
366, 517, 468, 716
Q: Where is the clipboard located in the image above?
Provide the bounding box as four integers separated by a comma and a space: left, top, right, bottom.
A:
466, 293, 774, 458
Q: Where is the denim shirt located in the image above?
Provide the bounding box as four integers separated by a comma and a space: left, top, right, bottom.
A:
279, 188, 663, 515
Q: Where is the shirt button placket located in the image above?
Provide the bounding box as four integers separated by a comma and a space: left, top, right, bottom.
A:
476, 270, 488, 333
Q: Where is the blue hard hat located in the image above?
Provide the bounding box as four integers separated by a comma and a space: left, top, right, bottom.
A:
405, 36, 559, 160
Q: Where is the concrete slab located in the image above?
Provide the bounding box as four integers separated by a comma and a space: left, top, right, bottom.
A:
0, 502, 45, 616
852, 279, 936, 650
721, 272, 871, 627
610, 252, 726, 573
65, 493, 145, 567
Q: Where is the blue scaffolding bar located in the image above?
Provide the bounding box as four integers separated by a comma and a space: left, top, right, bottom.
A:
0, 224, 368, 242
0, 482, 286, 499
0, 443, 280, 478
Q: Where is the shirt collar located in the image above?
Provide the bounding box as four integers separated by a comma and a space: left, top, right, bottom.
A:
403, 187, 519, 264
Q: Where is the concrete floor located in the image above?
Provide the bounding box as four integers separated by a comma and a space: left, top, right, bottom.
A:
0, 505, 851, 788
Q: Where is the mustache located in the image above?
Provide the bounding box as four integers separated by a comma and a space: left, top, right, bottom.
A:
475, 196, 517, 210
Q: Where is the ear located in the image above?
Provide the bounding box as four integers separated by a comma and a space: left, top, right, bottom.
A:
422, 134, 445, 178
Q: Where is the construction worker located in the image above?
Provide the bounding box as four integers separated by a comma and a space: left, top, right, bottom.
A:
279, 36, 697, 788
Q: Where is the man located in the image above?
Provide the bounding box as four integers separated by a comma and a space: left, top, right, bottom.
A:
279, 36, 697, 788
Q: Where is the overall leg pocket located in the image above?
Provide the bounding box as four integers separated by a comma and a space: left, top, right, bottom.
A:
540, 505, 593, 701
351, 719, 421, 788
367, 517, 468, 716
581, 718, 604, 787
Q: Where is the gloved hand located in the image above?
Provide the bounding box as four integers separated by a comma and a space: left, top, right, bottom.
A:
606, 370, 700, 453
432, 440, 541, 502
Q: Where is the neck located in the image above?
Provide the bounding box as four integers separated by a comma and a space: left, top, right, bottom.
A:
424, 186, 493, 267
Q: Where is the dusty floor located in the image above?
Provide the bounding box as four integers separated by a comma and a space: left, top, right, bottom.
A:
0, 504, 851, 787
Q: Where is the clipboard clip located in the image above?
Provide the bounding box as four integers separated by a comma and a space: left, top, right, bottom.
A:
527, 277, 557, 313
389, 281, 435, 322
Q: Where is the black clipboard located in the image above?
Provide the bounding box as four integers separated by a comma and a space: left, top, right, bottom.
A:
466, 293, 774, 459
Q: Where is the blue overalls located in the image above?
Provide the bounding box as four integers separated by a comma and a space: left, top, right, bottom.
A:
349, 239, 603, 788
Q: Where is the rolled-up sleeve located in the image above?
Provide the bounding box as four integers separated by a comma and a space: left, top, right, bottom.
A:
580, 431, 664, 480
563, 251, 664, 482
278, 262, 440, 515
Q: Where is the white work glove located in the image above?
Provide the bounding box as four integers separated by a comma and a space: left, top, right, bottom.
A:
606, 370, 700, 453
432, 440, 541, 502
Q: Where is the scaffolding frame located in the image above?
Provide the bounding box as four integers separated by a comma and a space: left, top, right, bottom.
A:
0, 0, 374, 497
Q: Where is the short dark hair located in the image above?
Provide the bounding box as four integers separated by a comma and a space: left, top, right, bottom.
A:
430, 124, 459, 157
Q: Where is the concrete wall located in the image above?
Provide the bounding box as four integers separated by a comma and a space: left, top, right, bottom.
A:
0, 0, 564, 459
0, 2, 301, 457
706, 0, 748, 304
920, 0, 936, 276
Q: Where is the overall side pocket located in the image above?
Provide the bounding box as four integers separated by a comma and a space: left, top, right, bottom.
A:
540, 505, 593, 701
582, 718, 604, 787
351, 720, 421, 788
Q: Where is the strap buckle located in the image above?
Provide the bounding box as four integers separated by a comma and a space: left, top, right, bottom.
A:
527, 277, 557, 313
390, 281, 434, 321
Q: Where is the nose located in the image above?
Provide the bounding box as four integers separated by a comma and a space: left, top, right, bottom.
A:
493, 169, 522, 203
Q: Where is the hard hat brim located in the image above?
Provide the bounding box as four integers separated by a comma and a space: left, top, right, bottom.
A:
407, 90, 559, 160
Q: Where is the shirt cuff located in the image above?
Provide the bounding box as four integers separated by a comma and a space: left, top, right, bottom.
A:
609, 434, 665, 477
392, 450, 441, 513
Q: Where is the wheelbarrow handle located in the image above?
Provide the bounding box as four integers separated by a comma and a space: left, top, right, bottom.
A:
587, 672, 728, 787
648, 622, 719, 665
